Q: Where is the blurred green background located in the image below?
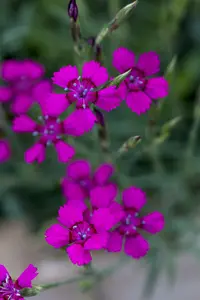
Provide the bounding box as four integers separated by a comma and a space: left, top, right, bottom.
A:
1, 0, 200, 294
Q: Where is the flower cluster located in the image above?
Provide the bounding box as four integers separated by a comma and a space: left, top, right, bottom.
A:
0, 60, 51, 114
45, 160, 164, 266
0, 264, 38, 300
8, 48, 168, 164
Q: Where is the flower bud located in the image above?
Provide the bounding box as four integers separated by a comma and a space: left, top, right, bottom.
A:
68, 0, 78, 22
93, 107, 105, 127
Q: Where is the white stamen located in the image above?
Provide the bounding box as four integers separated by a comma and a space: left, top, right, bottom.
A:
132, 226, 137, 230
129, 75, 134, 81
78, 76, 81, 80
73, 94, 77, 97
46, 140, 52, 146
82, 233, 87, 239
73, 83, 77, 87
73, 225, 77, 229
44, 115, 49, 120
64, 87, 68, 91
56, 118, 61, 123
44, 129, 49, 135
32, 131, 38, 136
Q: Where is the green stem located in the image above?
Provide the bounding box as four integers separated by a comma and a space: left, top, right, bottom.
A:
184, 86, 200, 172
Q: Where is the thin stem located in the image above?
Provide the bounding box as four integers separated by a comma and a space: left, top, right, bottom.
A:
184, 86, 200, 172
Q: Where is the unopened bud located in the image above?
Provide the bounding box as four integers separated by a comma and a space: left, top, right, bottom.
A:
118, 136, 141, 156
20, 286, 43, 297
68, 0, 78, 22
93, 107, 105, 127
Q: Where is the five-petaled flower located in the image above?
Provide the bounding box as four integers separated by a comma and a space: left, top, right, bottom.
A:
52, 61, 122, 134
45, 201, 121, 266
0, 264, 38, 300
113, 47, 169, 114
106, 187, 165, 259
12, 92, 85, 164
0, 59, 50, 114
62, 159, 117, 202
0, 139, 11, 163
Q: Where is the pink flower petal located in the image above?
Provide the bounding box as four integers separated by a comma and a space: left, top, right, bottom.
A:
124, 235, 149, 259
90, 184, 117, 208
137, 52, 160, 76
109, 202, 125, 224
45, 224, 69, 248
67, 244, 92, 266
67, 160, 91, 180
33, 80, 52, 102
145, 77, 169, 99
22, 60, 45, 79
1, 60, 22, 81
112, 47, 135, 73
0, 140, 11, 163
0, 87, 12, 102
84, 232, 108, 250
142, 212, 165, 234
55, 141, 75, 163
82, 61, 108, 86
64, 109, 96, 136
118, 81, 127, 99
25, 143, 45, 164
97, 86, 122, 111
11, 94, 33, 114
62, 179, 87, 201
93, 163, 114, 185
67, 200, 87, 212
107, 231, 123, 252
45, 93, 69, 117
0, 265, 9, 282
17, 265, 38, 288
52, 65, 79, 88
126, 91, 152, 115
92, 208, 116, 231
13, 115, 37, 132
58, 204, 83, 228
122, 187, 146, 211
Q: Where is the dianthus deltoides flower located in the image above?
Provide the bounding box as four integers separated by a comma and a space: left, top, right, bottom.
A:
113, 48, 169, 114
0, 59, 50, 114
0, 139, 11, 163
12, 93, 84, 163
45, 201, 123, 266
62, 159, 117, 201
52, 61, 122, 133
0, 264, 38, 300
107, 187, 165, 259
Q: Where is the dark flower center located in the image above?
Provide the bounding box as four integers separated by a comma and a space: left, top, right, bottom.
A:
65, 77, 97, 109
32, 115, 63, 146
126, 68, 146, 92
119, 211, 142, 236
71, 221, 95, 244
0, 275, 21, 300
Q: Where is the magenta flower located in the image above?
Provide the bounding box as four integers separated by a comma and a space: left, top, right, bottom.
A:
0, 59, 50, 114
113, 48, 169, 115
45, 201, 119, 266
107, 187, 165, 259
62, 159, 117, 201
12, 92, 84, 164
0, 264, 38, 300
0, 139, 11, 163
52, 61, 122, 133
